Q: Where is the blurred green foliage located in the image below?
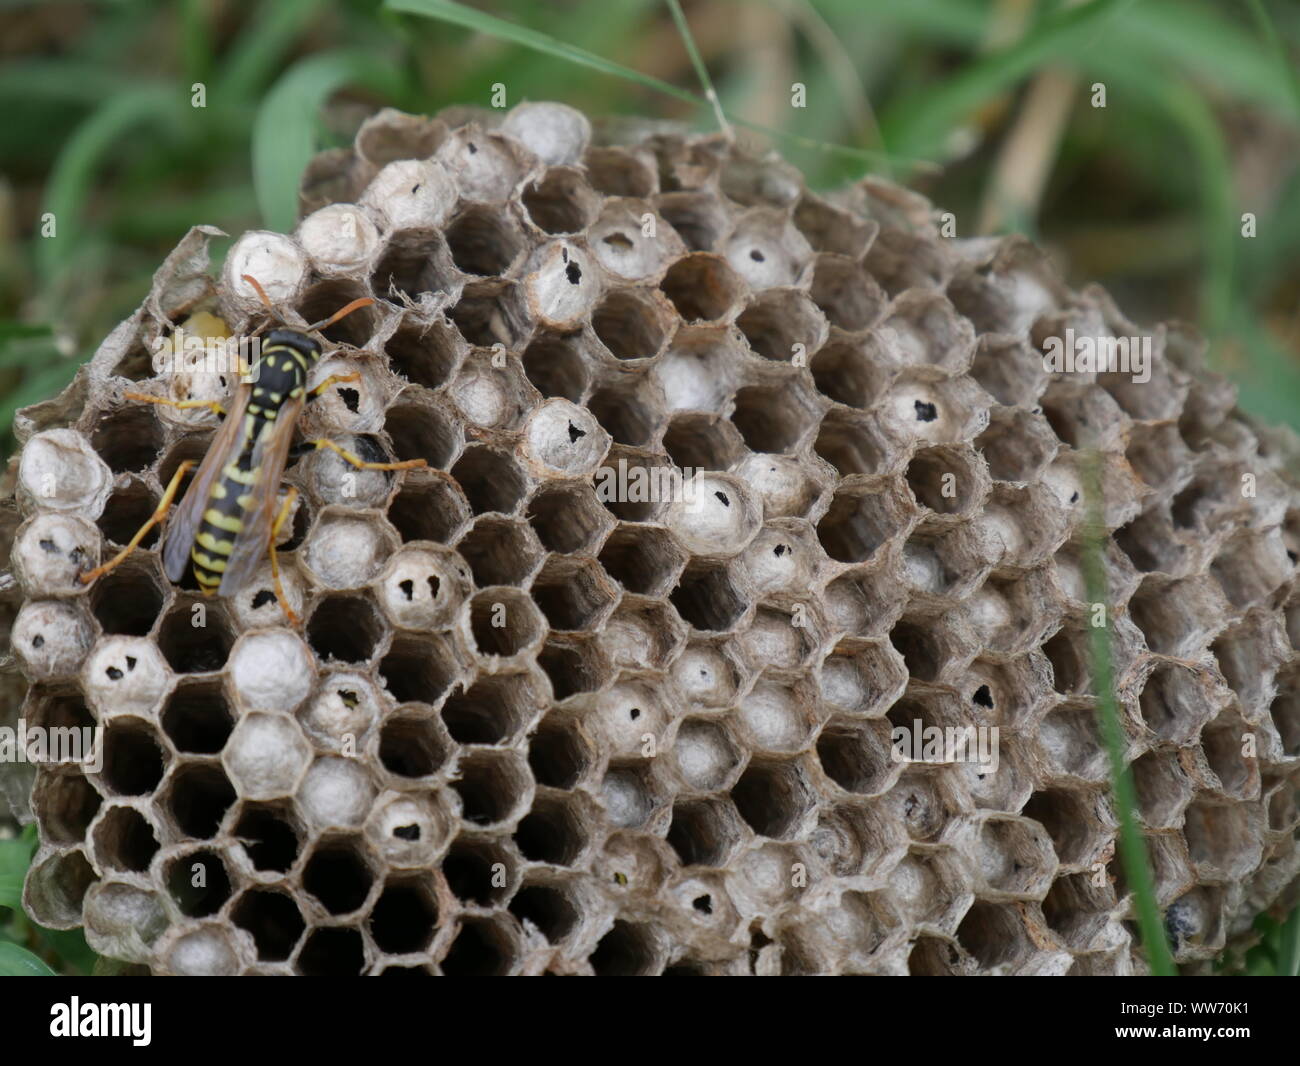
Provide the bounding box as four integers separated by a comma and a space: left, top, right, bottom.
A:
0, 0, 1298, 446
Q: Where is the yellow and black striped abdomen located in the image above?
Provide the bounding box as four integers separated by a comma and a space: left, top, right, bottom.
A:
190, 429, 262, 591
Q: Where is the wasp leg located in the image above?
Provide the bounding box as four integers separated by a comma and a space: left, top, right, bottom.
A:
268, 487, 301, 628
124, 391, 226, 418
308, 372, 361, 399
78, 460, 196, 585
308, 438, 427, 471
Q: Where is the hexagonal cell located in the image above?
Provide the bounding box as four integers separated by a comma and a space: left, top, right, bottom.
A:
450, 445, 528, 516
442, 835, 516, 907
446, 204, 525, 276
509, 879, 581, 945
527, 712, 598, 788
965, 814, 1057, 898
819, 639, 909, 717
90, 805, 159, 873
1211, 530, 1291, 610
666, 796, 745, 868
162, 680, 233, 755
232, 803, 301, 873
810, 254, 885, 330
736, 289, 826, 363
537, 634, 611, 702
739, 606, 823, 671
969, 335, 1049, 407
387, 473, 470, 544
810, 334, 891, 409
672, 718, 743, 791
876, 292, 974, 372
726, 209, 814, 288
372, 234, 459, 306
657, 190, 729, 251
1037, 704, 1107, 781
369, 876, 438, 955
814, 718, 898, 796
441, 915, 520, 976
670, 562, 747, 633
378, 709, 450, 780
448, 277, 530, 347
307, 594, 384, 665
523, 165, 599, 234
1181, 797, 1262, 880
817, 480, 912, 564
661, 412, 746, 472
378, 631, 456, 706
384, 317, 463, 390
99, 719, 166, 797
513, 794, 589, 866
659, 253, 743, 323
89, 561, 164, 638
730, 382, 817, 454
232, 890, 306, 962
592, 287, 672, 361
157, 600, 234, 673
451, 750, 531, 827
163, 762, 237, 839
863, 226, 950, 294
33, 770, 102, 845
598, 524, 685, 597
1137, 661, 1216, 745
442, 671, 543, 746
526, 481, 610, 554
468, 588, 545, 658
585, 377, 661, 447
164, 849, 231, 918
302, 835, 375, 916
731, 758, 816, 840
297, 927, 367, 976
602, 599, 686, 673
383, 397, 460, 469
522, 329, 590, 401
97, 481, 162, 553
224, 713, 312, 801
1162, 886, 1226, 957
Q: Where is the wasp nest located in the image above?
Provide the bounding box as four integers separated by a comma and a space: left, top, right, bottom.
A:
2, 101, 1299, 976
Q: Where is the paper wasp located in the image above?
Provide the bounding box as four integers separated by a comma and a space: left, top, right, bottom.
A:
79, 276, 426, 625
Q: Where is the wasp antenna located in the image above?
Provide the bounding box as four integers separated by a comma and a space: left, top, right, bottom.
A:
306, 296, 376, 334
240, 274, 277, 314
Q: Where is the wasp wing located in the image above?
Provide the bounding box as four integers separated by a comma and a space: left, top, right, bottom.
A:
162, 386, 253, 583
216, 393, 304, 596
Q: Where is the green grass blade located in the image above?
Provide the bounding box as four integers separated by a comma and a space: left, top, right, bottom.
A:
880, 0, 1129, 161
1277, 899, 1300, 977
385, 0, 698, 105
665, 0, 730, 136
385, 0, 921, 169
218, 0, 327, 102
0, 941, 57, 976
1082, 452, 1177, 976
253, 50, 408, 232
36, 85, 179, 284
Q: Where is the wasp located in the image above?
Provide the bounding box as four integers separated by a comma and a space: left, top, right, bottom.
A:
79, 275, 426, 625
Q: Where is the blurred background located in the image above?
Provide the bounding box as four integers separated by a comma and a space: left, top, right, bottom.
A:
1, 0, 1299, 452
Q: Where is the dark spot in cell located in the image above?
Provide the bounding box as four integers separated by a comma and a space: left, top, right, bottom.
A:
251, 589, 276, 610
972, 685, 993, 708
914, 400, 937, 422
693, 894, 712, 913
567, 422, 586, 443
339, 689, 359, 708
412, 184, 422, 194
338, 388, 360, 413
32, 634, 44, 648
39, 539, 57, 552
399, 578, 415, 601
467, 143, 478, 154
773, 544, 786, 557
427, 575, 441, 598
1069, 491, 1079, 503
715, 491, 729, 507
106, 666, 123, 681
394, 824, 420, 841
126, 656, 136, 670
749, 249, 764, 262
629, 707, 641, 720
565, 262, 582, 285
